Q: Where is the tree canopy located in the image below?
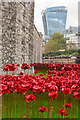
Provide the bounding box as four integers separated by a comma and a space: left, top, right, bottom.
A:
43, 33, 66, 53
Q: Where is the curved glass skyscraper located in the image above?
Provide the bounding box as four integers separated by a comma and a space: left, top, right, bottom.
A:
41, 6, 67, 42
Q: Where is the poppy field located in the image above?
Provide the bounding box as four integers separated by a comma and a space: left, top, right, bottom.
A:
0, 63, 80, 118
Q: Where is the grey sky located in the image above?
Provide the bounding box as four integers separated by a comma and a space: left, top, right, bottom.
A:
34, 0, 80, 35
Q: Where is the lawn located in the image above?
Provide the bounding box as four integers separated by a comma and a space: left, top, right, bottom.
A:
1, 88, 80, 118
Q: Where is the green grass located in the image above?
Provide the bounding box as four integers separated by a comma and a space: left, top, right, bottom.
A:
34, 72, 48, 78
1, 91, 80, 118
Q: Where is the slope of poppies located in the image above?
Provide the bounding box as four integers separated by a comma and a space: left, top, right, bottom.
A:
0, 63, 80, 118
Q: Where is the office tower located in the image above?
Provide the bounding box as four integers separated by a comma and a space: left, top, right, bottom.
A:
42, 6, 67, 42
78, 1, 80, 34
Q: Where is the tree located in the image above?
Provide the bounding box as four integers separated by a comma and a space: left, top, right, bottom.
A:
68, 41, 77, 50
43, 33, 66, 53
68, 41, 77, 54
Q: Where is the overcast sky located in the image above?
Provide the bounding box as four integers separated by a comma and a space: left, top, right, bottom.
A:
34, 0, 80, 35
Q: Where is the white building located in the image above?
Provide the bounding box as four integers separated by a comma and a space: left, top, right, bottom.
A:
66, 35, 80, 49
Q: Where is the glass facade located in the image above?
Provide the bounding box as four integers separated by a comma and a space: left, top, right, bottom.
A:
78, 2, 80, 34
42, 6, 67, 41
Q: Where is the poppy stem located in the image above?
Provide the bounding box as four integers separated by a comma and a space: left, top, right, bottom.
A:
26, 102, 28, 118
63, 95, 66, 119
58, 92, 61, 118
53, 99, 54, 118
30, 102, 32, 118
42, 112, 43, 118
72, 97, 75, 118
77, 99, 79, 118
37, 93, 40, 118
18, 93, 21, 118
32, 102, 34, 118
26, 91, 28, 118
24, 69, 26, 76
50, 98, 51, 118
47, 98, 49, 118
15, 93, 16, 118
2, 95, 5, 118
68, 108, 69, 118
64, 95, 66, 105
10, 93, 11, 118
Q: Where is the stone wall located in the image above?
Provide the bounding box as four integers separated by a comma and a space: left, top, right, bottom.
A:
0, 2, 2, 74
33, 25, 43, 63
42, 58, 80, 64
2, 2, 17, 66
0, 2, 34, 73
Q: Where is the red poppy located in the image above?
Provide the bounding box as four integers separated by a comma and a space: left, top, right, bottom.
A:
34, 70, 40, 74
19, 72, 24, 76
60, 108, 68, 116
31, 85, 42, 93
38, 107, 47, 113
21, 63, 30, 69
17, 64, 20, 66
25, 94, 36, 102
9, 64, 18, 71
62, 103, 72, 108
3, 64, 10, 71
30, 63, 34, 66
48, 91, 58, 99
73, 92, 80, 99
71, 84, 79, 93
3, 64, 18, 71
61, 88, 71, 95
46, 84, 58, 92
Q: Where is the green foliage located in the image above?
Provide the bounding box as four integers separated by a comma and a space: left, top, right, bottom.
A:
44, 33, 66, 53
71, 52, 78, 56
68, 41, 77, 51
53, 51, 61, 56
43, 49, 80, 57
77, 49, 80, 55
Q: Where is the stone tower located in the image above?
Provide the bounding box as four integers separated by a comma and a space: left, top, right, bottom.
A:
0, 1, 34, 73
